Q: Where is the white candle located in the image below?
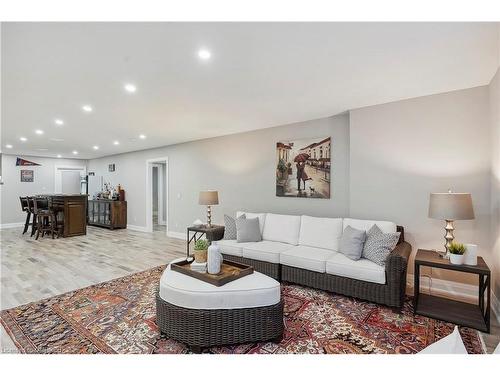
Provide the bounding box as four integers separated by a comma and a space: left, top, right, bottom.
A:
464, 244, 478, 266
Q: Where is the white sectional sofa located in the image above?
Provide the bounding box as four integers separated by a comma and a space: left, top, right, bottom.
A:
214, 212, 411, 308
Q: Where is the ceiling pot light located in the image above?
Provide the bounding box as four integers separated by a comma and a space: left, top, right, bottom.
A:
197, 49, 211, 60
54, 119, 64, 126
20, 137, 27, 142
50, 138, 64, 142
93, 145, 99, 150
82, 105, 93, 112
5, 144, 13, 149
139, 134, 146, 139
35, 129, 44, 135
113, 140, 120, 145
124, 84, 137, 93
72, 150, 78, 155
57, 154, 62, 158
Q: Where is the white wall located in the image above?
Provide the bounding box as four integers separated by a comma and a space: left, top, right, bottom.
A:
87, 114, 350, 232
0, 154, 87, 225
349, 86, 492, 284
490, 68, 500, 298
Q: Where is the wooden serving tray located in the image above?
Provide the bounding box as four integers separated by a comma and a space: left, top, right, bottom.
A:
170, 259, 254, 286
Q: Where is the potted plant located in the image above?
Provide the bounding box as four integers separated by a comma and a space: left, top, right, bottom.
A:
448, 242, 466, 265
194, 239, 209, 263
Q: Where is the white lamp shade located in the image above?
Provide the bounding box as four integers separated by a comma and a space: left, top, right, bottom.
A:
198, 191, 219, 205
428, 192, 474, 220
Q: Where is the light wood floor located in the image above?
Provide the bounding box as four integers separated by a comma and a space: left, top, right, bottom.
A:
1, 226, 498, 353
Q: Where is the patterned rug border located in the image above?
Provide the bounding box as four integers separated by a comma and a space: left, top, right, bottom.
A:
0, 265, 486, 354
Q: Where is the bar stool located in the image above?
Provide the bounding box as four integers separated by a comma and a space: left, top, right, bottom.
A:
19, 197, 31, 234
27, 197, 37, 237
33, 197, 57, 240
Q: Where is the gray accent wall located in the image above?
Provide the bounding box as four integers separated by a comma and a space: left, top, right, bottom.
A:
349, 86, 492, 284
87, 114, 350, 232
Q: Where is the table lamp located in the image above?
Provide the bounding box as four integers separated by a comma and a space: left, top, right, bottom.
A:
428, 190, 475, 258
198, 191, 219, 227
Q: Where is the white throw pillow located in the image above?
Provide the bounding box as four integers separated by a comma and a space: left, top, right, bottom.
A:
418, 326, 468, 354
343, 218, 397, 234
262, 213, 301, 245
236, 211, 266, 235
299, 215, 343, 251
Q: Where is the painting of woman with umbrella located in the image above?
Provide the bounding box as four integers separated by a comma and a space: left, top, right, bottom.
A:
276, 137, 331, 198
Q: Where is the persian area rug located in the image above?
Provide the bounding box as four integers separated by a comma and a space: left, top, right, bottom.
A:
1, 265, 484, 354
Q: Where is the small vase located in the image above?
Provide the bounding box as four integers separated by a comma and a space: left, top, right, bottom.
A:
194, 250, 207, 263
207, 244, 223, 274
449, 254, 464, 265
464, 244, 478, 266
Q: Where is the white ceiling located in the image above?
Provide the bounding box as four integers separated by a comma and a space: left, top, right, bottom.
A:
2, 22, 499, 159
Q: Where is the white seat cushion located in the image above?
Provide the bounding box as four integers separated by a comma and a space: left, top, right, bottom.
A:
343, 218, 397, 234
262, 213, 301, 245
299, 215, 343, 251
418, 326, 467, 354
236, 211, 266, 235
326, 252, 386, 284
242, 241, 295, 263
159, 260, 281, 310
280, 246, 334, 273
213, 239, 245, 257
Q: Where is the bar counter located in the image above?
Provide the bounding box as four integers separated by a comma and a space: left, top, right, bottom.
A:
38, 194, 88, 237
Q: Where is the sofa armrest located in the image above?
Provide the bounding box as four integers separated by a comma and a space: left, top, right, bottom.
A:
385, 241, 412, 281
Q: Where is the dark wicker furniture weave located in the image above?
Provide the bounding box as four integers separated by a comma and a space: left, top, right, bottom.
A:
156, 292, 284, 352
221, 226, 411, 308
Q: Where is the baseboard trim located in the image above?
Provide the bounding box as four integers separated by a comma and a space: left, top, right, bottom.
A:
0, 222, 24, 229
167, 231, 184, 240
126, 224, 150, 233
408, 274, 500, 325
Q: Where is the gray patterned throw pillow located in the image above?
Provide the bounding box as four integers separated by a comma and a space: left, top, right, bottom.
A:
223, 214, 245, 240
362, 225, 400, 266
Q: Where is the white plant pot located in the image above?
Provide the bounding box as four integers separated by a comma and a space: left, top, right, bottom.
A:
449, 254, 464, 265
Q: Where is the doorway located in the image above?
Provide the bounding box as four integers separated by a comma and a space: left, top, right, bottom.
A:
54, 165, 86, 194
145, 157, 168, 233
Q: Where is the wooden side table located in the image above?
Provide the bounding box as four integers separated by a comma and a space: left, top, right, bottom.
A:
186, 225, 225, 257
414, 249, 490, 333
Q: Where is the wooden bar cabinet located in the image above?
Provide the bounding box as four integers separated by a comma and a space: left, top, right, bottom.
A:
88, 199, 127, 230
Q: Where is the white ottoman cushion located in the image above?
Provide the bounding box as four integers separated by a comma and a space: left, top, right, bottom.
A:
242, 241, 295, 263
326, 252, 386, 284
418, 326, 467, 354
160, 261, 281, 310
280, 246, 334, 273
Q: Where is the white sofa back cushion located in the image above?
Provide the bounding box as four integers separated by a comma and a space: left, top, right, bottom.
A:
262, 213, 301, 245
299, 215, 343, 251
343, 218, 397, 234
236, 211, 266, 235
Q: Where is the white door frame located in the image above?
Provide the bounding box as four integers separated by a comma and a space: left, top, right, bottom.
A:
54, 165, 87, 193
145, 157, 168, 233
151, 164, 166, 226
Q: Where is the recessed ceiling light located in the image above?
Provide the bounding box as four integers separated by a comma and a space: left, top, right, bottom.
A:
20, 137, 27, 142
113, 140, 120, 145
5, 144, 13, 149
50, 138, 64, 142
82, 105, 93, 112
72, 150, 78, 155
54, 119, 64, 126
57, 154, 62, 158
139, 134, 146, 139
36, 148, 49, 151
197, 49, 211, 60
124, 83, 137, 93
35, 129, 44, 135
93, 145, 99, 150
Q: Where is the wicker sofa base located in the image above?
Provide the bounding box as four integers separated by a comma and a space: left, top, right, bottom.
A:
222, 254, 281, 280
156, 292, 284, 352
281, 265, 406, 308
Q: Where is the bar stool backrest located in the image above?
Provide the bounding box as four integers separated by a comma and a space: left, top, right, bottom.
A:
33, 197, 49, 214
20, 196, 29, 212
27, 197, 35, 213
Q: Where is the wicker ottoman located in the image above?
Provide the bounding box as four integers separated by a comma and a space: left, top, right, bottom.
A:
156, 261, 284, 353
